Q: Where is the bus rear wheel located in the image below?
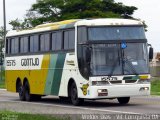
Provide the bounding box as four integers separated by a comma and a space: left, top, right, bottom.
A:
24, 81, 42, 101
17, 82, 25, 101
24, 81, 35, 101
117, 97, 130, 104
70, 82, 84, 106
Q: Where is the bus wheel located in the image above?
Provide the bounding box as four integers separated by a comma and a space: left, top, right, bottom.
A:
18, 82, 25, 101
117, 97, 130, 104
70, 82, 84, 106
24, 81, 32, 101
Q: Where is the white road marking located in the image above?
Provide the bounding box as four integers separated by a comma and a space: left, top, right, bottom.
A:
0, 100, 140, 114
0, 89, 6, 91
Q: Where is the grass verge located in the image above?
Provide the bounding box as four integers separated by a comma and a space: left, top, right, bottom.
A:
0, 83, 5, 89
0, 70, 5, 89
151, 77, 160, 96
0, 111, 70, 120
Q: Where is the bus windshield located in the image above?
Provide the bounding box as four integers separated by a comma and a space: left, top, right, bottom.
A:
90, 43, 149, 76
88, 26, 146, 40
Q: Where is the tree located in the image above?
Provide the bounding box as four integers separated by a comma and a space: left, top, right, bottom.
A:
0, 27, 7, 65
0, 26, 6, 40
9, 0, 138, 29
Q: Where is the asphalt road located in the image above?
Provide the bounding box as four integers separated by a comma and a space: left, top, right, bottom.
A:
0, 89, 160, 116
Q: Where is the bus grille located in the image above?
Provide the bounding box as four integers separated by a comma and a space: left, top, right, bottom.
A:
109, 80, 122, 84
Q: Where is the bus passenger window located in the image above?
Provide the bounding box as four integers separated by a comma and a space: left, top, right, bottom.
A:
24, 37, 29, 53
40, 33, 50, 52
7, 39, 11, 54
64, 31, 69, 50
64, 30, 75, 50
20, 37, 29, 53
14, 38, 19, 54
52, 33, 56, 51
51, 32, 62, 51
30, 35, 39, 52
40, 34, 45, 51
69, 30, 75, 49
56, 32, 62, 50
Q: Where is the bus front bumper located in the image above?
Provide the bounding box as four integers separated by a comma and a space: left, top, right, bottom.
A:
83, 84, 150, 99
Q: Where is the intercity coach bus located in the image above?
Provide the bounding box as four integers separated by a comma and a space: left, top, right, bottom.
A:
5, 19, 153, 105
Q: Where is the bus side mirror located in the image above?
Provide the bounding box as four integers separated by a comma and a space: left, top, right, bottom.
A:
149, 47, 153, 62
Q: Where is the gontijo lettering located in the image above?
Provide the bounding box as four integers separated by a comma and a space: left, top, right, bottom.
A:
21, 58, 39, 66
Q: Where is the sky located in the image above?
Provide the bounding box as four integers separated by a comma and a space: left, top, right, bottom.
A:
0, 0, 159, 51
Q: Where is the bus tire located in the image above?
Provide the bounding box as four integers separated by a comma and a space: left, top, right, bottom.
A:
117, 97, 130, 104
17, 82, 25, 101
24, 81, 33, 101
70, 82, 84, 106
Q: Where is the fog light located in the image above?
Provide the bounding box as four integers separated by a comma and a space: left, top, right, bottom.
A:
97, 89, 108, 96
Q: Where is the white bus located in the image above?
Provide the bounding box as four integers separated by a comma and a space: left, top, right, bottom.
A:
5, 19, 153, 105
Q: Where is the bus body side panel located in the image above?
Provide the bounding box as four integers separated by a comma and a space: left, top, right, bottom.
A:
57, 52, 89, 97
44, 53, 66, 95
5, 55, 50, 95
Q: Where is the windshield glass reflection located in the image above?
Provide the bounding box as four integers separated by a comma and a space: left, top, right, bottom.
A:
90, 43, 149, 76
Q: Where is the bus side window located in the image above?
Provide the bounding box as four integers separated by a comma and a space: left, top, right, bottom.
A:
40, 34, 45, 51
33, 35, 39, 52
44, 33, 50, 51
11, 38, 15, 54
78, 27, 87, 44
30, 36, 34, 52
56, 32, 62, 50
51, 33, 56, 51
64, 31, 69, 50
64, 30, 75, 50
14, 37, 19, 54
24, 37, 29, 53
69, 30, 75, 49
6, 39, 11, 54
51, 32, 62, 51
20, 37, 29, 53
30, 35, 39, 52
40, 33, 50, 52
20, 37, 24, 53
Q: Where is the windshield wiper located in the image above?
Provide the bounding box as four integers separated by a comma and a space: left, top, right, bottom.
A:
108, 48, 121, 77
123, 55, 139, 75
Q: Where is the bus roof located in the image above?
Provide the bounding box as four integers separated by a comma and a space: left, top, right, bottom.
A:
6, 18, 143, 37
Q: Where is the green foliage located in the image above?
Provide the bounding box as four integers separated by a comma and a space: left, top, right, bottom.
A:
0, 111, 70, 120
0, 27, 5, 39
9, 0, 139, 29
151, 78, 160, 95
0, 67, 5, 88
0, 27, 7, 65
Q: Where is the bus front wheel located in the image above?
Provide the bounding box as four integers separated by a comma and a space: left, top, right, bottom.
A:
70, 82, 84, 106
117, 97, 130, 104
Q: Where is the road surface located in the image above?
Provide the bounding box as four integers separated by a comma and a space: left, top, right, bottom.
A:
0, 89, 160, 119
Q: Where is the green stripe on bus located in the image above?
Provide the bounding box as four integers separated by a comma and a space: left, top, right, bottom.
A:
51, 53, 66, 95
44, 54, 58, 95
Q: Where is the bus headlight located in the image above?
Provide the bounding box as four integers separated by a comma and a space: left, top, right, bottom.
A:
92, 81, 109, 86
137, 79, 150, 84
139, 87, 149, 91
